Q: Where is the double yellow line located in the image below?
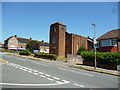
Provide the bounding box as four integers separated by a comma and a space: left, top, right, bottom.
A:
0, 59, 8, 64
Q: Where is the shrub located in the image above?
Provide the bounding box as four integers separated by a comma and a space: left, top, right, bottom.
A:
81, 51, 120, 65
34, 53, 57, 60
2, 50, 19, 53
19, 50, 32, 56
77, 46, 87, 55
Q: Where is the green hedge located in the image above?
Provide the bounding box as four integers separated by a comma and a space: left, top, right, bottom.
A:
80, 51, 120, 65
34, 53, 57, 60
2, 50, 19, 53
19, 50, 32, 56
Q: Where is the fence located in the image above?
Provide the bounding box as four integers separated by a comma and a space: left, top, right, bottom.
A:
67, 54, 83, 64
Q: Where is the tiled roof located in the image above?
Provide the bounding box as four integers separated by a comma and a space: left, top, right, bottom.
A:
4, 36, 49, 45
97, 29, 119, 40
17, 37, 30, 43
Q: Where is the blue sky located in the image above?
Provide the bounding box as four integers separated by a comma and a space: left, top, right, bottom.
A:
2, 2, 118, 43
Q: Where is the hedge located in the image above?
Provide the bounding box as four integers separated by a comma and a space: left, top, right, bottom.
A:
2, 50, 19, 53
34, 53, 57, 60
80, 51, 120, 65
19, 50, 32, 56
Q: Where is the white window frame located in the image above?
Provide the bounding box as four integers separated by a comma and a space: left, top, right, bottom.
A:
102, 39, 117, 46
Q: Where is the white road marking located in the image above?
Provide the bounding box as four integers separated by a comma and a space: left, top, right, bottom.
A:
28, 71, 32, 73
74, 83, 84, 88
38, 72, 44, 74
0, 82, 65, 86
24, 67, 28, 69
39, 75, 46, 78
33, 73, 39, 75
53, 77, 60, 80
6, 62, 71, 86
19, 67, 23, 70
62, 80, 70, 83
23, 69, 27, 71
33, 70, 38, 72
45, 74, 51, 77
55, 81, 64, 84
58, 68, 93, 77
29, 69, 32, 71
46, 78, 54, 81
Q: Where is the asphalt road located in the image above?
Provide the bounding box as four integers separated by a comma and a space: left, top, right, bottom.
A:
0, 53, 118, 89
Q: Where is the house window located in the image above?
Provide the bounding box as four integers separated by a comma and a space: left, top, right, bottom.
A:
111, 40, 117, 46
10, 45, 15, 47
102, 40, 110, 46
9, 41, 13, 43
102, 39, 117, 46
53, 36, 56, 43
53, 28, 56, 32
96, 41, 99, 48
61, 27, 64, 30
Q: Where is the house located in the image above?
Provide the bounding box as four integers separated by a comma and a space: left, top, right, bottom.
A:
97, 29, 120, 52
49, 22, 93, 57
4, 35, 49, 53
0, 42, 4, 49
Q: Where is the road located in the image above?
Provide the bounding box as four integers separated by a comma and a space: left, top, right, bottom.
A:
0, 53, 118, 89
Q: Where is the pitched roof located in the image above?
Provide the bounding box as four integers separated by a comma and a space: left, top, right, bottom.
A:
4, 36, 49, 45
97, 29, 120, 40
17, 37, 30, 43
51, 22, 66, 27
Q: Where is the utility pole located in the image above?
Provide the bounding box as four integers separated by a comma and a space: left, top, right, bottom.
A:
92, 23, 97, 69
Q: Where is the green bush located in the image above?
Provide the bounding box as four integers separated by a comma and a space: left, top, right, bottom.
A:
2, 50, 19, 53
34, 53, 57, 60
19, 50, 32, 56
77, 46, 87, 55
81, 51, 120, 65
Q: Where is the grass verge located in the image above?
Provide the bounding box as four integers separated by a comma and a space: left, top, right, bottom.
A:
56, 57, 67, 61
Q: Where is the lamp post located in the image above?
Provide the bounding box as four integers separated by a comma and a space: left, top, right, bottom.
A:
92, 23, 97, 69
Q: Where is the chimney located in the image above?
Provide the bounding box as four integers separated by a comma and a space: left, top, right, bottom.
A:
30, 38, 32, 40
42, 40, 44, 42
15, 35, 17, 37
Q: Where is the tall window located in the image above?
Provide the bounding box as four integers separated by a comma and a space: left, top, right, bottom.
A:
53, 36, 56, 43
53, 28, 56, 32
76, 43, 79, 51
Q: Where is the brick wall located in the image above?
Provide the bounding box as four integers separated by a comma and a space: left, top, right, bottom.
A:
99, 46, 117, 52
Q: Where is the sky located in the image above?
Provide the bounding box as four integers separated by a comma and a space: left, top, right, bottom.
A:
2, 2, 118, 43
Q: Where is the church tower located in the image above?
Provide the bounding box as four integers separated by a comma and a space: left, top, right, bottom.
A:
49, 22, 66, 57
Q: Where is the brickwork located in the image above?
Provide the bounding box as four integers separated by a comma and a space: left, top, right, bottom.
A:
49, 22, 93, 57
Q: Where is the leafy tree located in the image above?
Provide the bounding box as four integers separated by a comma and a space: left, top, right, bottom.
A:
77, 46, 87, 55
26, 40, 40, 52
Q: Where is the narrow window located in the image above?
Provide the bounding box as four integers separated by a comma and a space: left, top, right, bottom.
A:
53, 36, 56, 43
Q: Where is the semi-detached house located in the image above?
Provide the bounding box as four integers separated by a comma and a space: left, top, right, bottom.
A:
97, 29, 120, 52
4, 35, 49, 53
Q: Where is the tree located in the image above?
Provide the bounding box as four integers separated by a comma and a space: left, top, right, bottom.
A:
77, 46, 87, 55
26, 40, 40, 52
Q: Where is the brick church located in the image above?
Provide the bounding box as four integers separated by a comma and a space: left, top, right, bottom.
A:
49, 22, 93, 57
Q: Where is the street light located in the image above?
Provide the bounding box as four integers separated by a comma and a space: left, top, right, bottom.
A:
91, 23, 97, 69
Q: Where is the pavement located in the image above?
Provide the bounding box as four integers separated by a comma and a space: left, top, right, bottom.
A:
0, 52, 119, 89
